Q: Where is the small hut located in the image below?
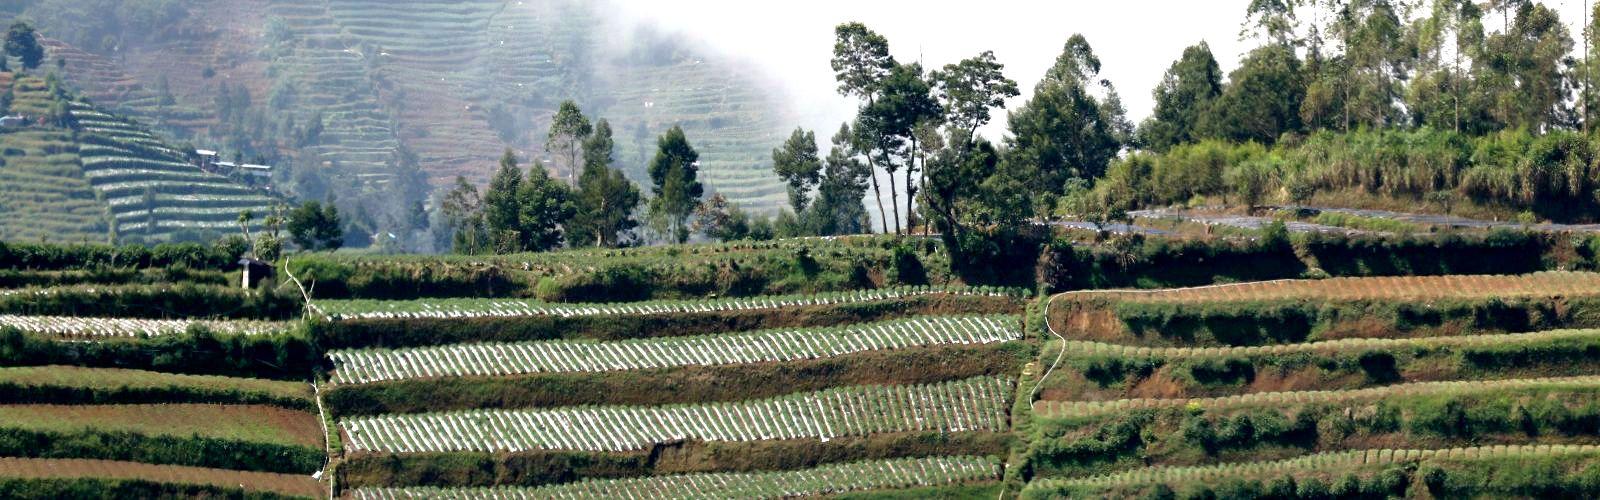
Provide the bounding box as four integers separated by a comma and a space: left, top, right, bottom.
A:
238, 258, 273, 289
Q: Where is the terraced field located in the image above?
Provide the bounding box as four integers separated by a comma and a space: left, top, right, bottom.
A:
22, 0, 795, 213
0, 258, 329, 498
14, 236, 1600, 496
0, 79, 107, 243
317, 267, 1029, 495
1018, 271, 1600, 496
0, 72, 277, 243
68, 103, 278, 240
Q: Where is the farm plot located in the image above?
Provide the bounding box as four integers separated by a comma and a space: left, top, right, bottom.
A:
0, 457, 324, 498
347, 455, 998, 499
316, 285, 1027, 321
1059, 271, 1600, 304
0, 315, 288, 339
61, 103, 276, 241
341, 376, 1013, 453
0, 366, 312, 409
0, 76, 109, 243
1036, 328, 1600, 402
1028, 445, 1600, 494
1036, 375, 1600, 419
0, 404, 323, 448
328, 315, 1019, 384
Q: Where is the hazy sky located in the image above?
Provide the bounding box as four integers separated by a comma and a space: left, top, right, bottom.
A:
613, 0, 1598, 140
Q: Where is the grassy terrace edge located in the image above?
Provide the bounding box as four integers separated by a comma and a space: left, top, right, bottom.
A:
1023, 445, 1600, 498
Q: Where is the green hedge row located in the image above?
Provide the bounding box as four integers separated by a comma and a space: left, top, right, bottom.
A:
0, 241, 240, 271
1024, 388, 1600, 481
1045, 332, 1600, 402
312, 294, 1023, 349
0, 268, 230, 288
0, 327, 319, 381
0, 428, 322, 474
291, 238, 949, 301
1034, 228, 1576, 292
0, 478, 303, 500
0, 284, 301, 320
338, 432, 1011, 490
1107, 296, 1600, 347
324, 342, 1033, 417
0, 381, 313, 412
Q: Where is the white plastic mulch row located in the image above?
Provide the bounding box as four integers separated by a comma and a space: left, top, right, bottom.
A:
340, 376, 1013, 453
328, 316, 1020, 385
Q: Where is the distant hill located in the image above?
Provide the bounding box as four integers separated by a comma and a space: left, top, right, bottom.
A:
7, 0, 794, 216
0, 72, 278, 244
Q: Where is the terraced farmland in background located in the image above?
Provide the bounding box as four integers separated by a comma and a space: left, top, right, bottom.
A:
67, 103, 278, 240
21, 0, 796, 213
0, 72, 277, 244
0, 78, 107, 244
604, 57, 791, 210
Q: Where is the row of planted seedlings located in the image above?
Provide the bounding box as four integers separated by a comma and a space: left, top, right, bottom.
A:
322, 283, 1036, 495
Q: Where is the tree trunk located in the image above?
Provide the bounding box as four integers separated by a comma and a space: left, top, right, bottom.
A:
867, 159, 890, 234
906, 136, 919, 234
887, 167, 901, 235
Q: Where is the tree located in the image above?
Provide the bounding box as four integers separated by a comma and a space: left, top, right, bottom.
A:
1139, 42, 1223, 151
832, 22, 896, 233
858, 62, 941, 234
806, 123, 872, 236
515, 161, 575, 252
571, 119, 642, 247
1481, 2, 1575, 131
694, 193, 752, 242
647, 126, 703, 244
772, 128, 823, 214
1242, 0, 1302, 47
547, 100, 593, 185
5, 22, 43, 70
288, 201, 344, 251
1328, 0, 1411, 129
924, 51, 1021, 237
483, 149, 525, 253
1005, 34, 1126, 196
932, 51, 1021, 144
236, 209, 255, 257
1410, 0, 1490, 133
440, 176, 488, 254
1211, 44, 1306, 143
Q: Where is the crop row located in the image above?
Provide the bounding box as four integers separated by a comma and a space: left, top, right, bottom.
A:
1032, 445, 1600, 490
1037, 374, 1600, 419
314, 285, 1028, 321
340, 376, 1013, 453
1057, 328, 1600, 359
328, 316, 1019, 384
347, 455, 999, 499
1058, 272, 1600, 304
0, 315, 288, 339
0, 457, 325, 498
